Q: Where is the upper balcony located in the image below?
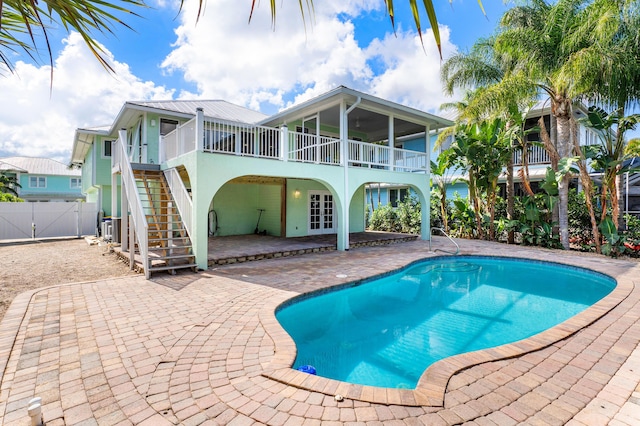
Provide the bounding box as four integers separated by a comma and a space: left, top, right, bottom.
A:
159, 113, 431, 174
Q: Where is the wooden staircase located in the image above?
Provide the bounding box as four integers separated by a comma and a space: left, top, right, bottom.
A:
132, 167, 197, 275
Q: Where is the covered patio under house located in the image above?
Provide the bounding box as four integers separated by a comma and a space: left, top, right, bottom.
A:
108, 87, 452, 277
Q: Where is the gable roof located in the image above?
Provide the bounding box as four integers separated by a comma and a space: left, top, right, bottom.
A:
0, 156, 80, 176
125, 100, 268, 124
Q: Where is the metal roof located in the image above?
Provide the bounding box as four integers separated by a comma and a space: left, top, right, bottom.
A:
0, 157, 80, 176
126, 100, 268, 124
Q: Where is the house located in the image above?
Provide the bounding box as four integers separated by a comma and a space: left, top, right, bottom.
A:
0, 156, 83, 202
70, 86, 453, 277
365, 101, 621, 207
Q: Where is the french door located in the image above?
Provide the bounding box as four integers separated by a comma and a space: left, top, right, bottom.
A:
308, 191, 336, 234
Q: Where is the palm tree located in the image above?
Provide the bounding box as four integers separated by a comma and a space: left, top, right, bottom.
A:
0, 172, 21, 196
441, 37, 537, 243
1, 0, 147, 74
493, 0, 589, 250
561, 0, 640, 228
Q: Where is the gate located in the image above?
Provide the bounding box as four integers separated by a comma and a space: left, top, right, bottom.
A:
0, 202, 98, 240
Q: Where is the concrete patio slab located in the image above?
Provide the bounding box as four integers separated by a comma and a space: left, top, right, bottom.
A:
1, 237, 639, 425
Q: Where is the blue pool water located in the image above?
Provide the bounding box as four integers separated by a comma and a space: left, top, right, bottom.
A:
276, 256, 616, 389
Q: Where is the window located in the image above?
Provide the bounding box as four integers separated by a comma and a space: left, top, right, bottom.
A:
389, 188, 408, 207
29, 176, 46, 188
160, 119, 179, 136
70, 178, 81, 189
103, 140, 113, 157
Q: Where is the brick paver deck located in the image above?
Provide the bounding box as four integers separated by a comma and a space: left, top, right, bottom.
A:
1, 238, 639, 425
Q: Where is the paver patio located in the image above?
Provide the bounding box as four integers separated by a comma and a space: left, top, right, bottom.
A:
1, 238, 639, 425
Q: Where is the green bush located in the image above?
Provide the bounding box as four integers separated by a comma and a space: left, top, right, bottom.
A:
0, 193, 24, 202
369, 203, 399, 232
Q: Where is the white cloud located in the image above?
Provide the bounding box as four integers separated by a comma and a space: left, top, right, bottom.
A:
0, 33, 174, 162
0, 2, 461, 161
162, 0, 456, 114
367, 26, 458, 114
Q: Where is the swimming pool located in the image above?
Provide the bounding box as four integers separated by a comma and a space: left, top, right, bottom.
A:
275, 256, 616, 389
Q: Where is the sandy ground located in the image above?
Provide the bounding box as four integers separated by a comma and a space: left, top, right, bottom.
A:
0, 238, 137, 321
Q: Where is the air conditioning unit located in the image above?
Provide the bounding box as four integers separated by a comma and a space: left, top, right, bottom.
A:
101, 220, 112, 242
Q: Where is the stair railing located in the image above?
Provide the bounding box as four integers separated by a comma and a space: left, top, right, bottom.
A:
163, 168, 193, 238
114, 131, 150, 278
429, 227, 460, 255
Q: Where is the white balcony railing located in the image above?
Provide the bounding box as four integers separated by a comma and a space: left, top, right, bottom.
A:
203, 120, 281, 159
288, 131, 341, 165
163, 168, 192, 237
160, 115, 429, 173
113, 134, 150, 278
513, 145, 550, 166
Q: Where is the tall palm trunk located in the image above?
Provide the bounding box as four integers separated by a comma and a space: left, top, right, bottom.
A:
506, 154, 515, 244
553, 97, 573, 250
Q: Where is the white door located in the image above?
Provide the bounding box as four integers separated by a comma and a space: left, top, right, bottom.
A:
308, 191, 336, 234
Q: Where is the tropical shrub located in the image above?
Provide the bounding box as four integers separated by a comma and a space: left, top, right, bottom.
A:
396, 197, 421, 234
0, 193, 24, 202
622, 215, 640, 258
449, 195, 476, 238
368, 197, 422, 234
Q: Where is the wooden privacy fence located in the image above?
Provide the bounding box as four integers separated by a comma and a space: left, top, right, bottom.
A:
0, 202, 98, 240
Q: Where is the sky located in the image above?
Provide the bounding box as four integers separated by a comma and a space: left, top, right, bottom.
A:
0, 0, 511, 163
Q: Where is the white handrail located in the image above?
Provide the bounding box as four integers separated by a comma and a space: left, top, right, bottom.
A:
163, 168, 192, 237
161, 116, 430, 173
288, 132, 341, 164
429, 227, 460, 255
114, 136, 150, 278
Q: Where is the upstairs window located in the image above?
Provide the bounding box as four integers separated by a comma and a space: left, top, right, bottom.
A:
29, 176, 46, 188
160, 119, 179, 136
103, 140, 113, 158
70, 178, 81, 189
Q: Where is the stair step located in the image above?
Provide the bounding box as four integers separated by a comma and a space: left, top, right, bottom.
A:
148, 264, 198, 273
150, 254, 195, 261
148, 246, 193, 252
148, 237, 190, 242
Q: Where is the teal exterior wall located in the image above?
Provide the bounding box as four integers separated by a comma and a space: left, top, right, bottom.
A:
145, 113, 161, 164
285, 179, 331, 237
212, 182, 282, 236
16, 172, 82, 201
94, 136, 113, 186
349, 186, 366, 232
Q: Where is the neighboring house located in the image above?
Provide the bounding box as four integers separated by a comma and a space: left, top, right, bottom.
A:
622, 157, 640, 217
0, 156, 83, 202
366, 101, 615, 208
70, 86, 453, 277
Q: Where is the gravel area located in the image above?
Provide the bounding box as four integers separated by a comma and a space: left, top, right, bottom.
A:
0, 238, 138, 320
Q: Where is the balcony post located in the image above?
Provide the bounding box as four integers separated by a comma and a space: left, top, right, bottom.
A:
196, 107, 204, 152
280, 124, 288, 161
388, 115, 394, 171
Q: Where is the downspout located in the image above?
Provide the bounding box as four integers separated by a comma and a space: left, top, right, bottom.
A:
341, 96, 361, 251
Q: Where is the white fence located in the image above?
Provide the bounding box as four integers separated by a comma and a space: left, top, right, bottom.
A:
0, 202, 98, 241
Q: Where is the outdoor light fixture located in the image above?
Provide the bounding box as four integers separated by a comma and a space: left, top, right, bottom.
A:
294, 189, 301, 199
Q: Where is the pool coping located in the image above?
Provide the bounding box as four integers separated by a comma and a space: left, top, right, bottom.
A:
260, 255, 635, 407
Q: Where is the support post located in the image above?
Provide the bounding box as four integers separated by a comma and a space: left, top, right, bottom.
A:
388, 115, 394, 171
196, 108, 204, 152
280, 124, 288, 161
121, 180, 129, 252
423, 124, 431, 240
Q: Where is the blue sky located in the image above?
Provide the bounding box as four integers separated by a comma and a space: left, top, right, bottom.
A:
0, 0, 511, 162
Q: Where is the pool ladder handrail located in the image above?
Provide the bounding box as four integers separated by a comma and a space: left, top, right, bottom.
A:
429, 227, 460, 255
